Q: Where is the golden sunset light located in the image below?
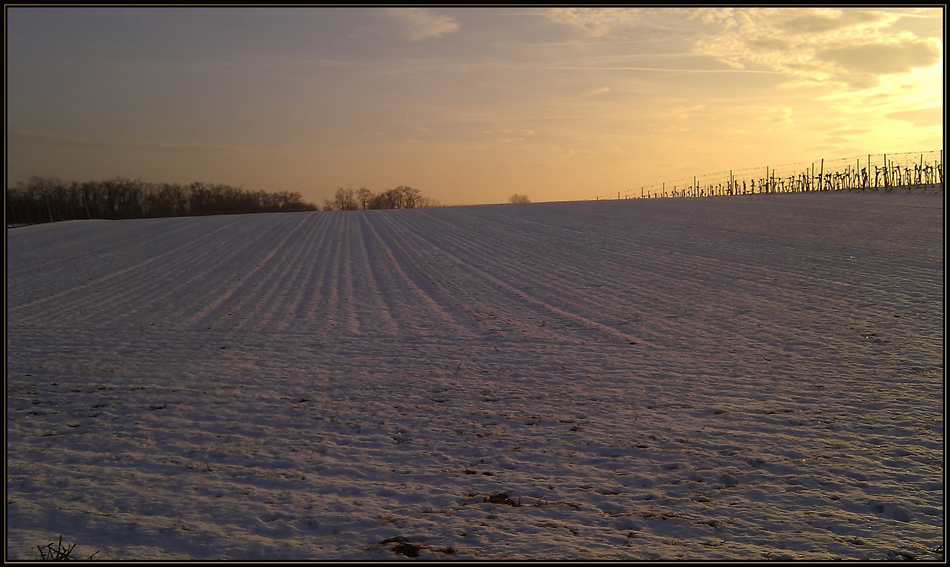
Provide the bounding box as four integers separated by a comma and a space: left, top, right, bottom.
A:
6, 7, 944, 205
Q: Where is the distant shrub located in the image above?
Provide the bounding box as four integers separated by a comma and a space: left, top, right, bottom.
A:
508, 194, 531, 204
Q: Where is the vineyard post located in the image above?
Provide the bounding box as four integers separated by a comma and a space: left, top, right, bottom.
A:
883, 154, 889, 188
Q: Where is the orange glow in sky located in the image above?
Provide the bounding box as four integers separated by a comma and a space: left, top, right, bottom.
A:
6, 7, 944, 205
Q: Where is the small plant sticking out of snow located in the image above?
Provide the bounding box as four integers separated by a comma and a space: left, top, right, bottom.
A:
35, 535, 99, 561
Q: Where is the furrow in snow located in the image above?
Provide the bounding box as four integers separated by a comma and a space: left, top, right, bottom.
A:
358, 212, 479, 340
185, 212, 315, 329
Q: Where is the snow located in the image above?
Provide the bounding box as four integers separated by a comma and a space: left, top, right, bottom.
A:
6, 190, 944, 561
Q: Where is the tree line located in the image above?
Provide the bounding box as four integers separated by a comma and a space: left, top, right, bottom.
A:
324, 186, 439, 211
6, 176, 318, 226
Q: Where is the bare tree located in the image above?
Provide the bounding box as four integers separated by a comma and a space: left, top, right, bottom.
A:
315, 185, 438, 211
508, 193, 531, 204
418, 195, 440, 208
398, 186, 421, 208
333, 187, 357, 210
355, 187, 373, 210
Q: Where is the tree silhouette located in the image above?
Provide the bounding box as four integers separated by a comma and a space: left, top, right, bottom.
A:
321, 185, 438, 211
6, 177, 317, 226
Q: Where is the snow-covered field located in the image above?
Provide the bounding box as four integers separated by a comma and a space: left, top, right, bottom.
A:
6, 190, 944, 561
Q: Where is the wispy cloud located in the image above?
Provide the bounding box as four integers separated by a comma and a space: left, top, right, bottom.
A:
381, 8, 460, 41
688, 8, 942, 90
683, 7, 745, 29
544, 7, 640, 38
772, 8, 890, 34
580, 86, 611, 97
546, 8, 941, 90
758, 107, 793, 124
544, 7, 686, 41
827, 127, 873, 136
550, 145, 594, 156
671, 104, 704, 120
813, 40, 941, 88
884, 107, 943, 128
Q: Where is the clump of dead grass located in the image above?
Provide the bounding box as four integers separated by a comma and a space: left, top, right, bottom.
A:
34, 535, 99, 561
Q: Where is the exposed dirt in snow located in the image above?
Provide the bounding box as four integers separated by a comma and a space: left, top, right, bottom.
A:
6, 190, 944, 560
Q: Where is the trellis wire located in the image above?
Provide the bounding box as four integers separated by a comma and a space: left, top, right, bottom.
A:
592, 150, 943, 201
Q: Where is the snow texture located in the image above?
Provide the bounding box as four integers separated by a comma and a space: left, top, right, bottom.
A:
6, 190, 944, 561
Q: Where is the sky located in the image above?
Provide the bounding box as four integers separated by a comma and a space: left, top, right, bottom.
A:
5, 7, 944, 206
